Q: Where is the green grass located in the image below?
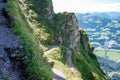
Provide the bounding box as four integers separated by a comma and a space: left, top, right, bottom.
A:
72, 30, 107, 80
18, 0, 63, 51
53, 60, 82, 80
5, 0, 53, 79
46, 46, 67, 64
46, 47, 82, 80
5, 0, 107, 80
72, 50, 105, 80
95, 49, 120, 60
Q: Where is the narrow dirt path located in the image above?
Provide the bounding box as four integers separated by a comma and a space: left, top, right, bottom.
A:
0, 0, 22, 80
67, 49, 76, 72
44, 46, 78, 80
52, 68, 66, 80
43, 45, 58, 57
44, 46, 66, 80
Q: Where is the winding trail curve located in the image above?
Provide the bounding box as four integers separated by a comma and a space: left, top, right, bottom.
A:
44, 46, 77, 80
44, 46, 66, 80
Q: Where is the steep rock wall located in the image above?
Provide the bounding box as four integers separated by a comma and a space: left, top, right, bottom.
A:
55, 12, 80, 49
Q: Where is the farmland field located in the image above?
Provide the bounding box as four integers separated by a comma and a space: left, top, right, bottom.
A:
95, 49, 120, 60
76, 12, 120, 79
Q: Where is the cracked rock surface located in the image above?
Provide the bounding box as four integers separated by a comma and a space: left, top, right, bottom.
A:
0, 0, 22, 80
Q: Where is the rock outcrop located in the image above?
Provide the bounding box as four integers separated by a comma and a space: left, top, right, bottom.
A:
4, 0, 107, 80
0, 0, 24, 80
55, 12, 80, 49
38, 0, 54, 19
45, 0, 54, 19
54, 11, 106, 80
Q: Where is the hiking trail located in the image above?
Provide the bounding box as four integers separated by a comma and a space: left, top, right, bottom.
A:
66, 49, 76, 72
53, 68, 66, 80
44, 45, 77, 80
44, 46, 66, 80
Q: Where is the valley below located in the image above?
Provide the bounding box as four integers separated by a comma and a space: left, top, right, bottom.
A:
76, 12, 120, 80
98, 56, 120, 80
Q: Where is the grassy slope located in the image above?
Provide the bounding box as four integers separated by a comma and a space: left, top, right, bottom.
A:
5, 0, 53, 80
46, 46, 83, 80
72, 30, 106, 80
55, 12, 106, 80
5, 0, 107, 80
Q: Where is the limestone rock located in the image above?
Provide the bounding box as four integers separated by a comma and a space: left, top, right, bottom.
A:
56, 12, 80, 49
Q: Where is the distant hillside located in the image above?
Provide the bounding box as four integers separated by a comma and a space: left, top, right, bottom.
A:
98, 57, 120, 80
76, 12, 120, 50
92, 12, 120, 19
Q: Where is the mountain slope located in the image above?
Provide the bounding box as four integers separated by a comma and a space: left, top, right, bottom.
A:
76, 12, 120, 80
4, 0, 106, 80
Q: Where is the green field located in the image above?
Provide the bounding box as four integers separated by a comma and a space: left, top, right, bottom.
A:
95, 49, 120, 60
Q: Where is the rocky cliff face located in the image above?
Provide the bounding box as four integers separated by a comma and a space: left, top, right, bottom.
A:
38, 0, 54, 19
45, 1, 106, 79
55, 12, 80, 49
45, 0, 54, 19
53, 7, 106, 80
79, 29, 94, 53
55, 13, 93, 52
5, 0, 107, 80
0, 0, 24, 80
54, 5, 106, 80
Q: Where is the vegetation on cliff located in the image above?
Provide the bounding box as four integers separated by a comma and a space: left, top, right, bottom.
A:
5, 0, 53, 79
5, 0, 106, 80
72, 29, 106, 80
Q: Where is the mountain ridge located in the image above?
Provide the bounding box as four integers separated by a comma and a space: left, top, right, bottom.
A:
2, 0, 107, 80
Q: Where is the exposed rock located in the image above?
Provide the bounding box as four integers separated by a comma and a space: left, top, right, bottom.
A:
67, 49, 74, 67
38, 0, 54, 19
57, 12, 80, 49
45, 0, 54, 19
3, 0, 106, 79
0, 0, 24, 80
79, 29, 92, 52
4, 45, 25, 59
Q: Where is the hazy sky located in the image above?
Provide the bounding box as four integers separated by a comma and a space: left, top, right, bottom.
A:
52, 0, 120, 13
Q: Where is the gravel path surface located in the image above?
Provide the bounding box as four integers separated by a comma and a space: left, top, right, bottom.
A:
44, 46, 66, 80
67, 49, 76, 72
43, 45, 58, 57
53, 68, 66, 80
0, 0, 22, 80
67, 49, 74, 68
44, 46, 78, 80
